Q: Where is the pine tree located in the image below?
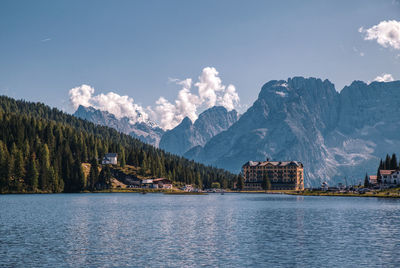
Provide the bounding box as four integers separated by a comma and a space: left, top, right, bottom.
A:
195, 172, 202, 189
119, 146, 126, 167
379, 159, 384, 170
13, 149, 26, 180
88, 158, 99, 190
127, 150, 135, 166
48, 167, 60, 193
99, 165, 112, 189
237, 174, 244, 191
385, 154, 391, 170
26, 153, 39, 191
72, 160, 85, 192
0, 142, 9, 192
261, 173, 271, 191
7, 149, 15, 182
390, 153, 398, 170
39, 144, 50, 191
364, 173, 369, 187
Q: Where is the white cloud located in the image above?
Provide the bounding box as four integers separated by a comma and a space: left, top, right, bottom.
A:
219, 85, 240, 110
373, 73, 395, 82
69, 67, 240, 130
195, 67, 225, 107
69, 85, 149, 124
153, 67, 240, 129
151, 78, 200, 129
69, 84, 94, 110
359, 20, 400, 49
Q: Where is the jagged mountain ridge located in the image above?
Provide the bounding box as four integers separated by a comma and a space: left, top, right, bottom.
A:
185, 77, 400, 186
73, 105, 165, 146
159, 106, 239, 155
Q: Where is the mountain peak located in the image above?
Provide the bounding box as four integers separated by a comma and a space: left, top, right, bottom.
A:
73, 105, 164, 146
159, 105, 239, 155
259, 76, 336, 102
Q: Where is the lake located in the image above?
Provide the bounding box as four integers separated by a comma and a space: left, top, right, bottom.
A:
1, 193, 400, 267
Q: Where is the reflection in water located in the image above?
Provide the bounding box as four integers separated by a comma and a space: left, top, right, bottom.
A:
1, 194, 400, 267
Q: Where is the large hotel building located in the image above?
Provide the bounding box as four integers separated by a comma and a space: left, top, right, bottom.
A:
242, 160, 304, 190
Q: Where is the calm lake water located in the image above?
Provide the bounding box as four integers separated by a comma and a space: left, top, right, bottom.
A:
1, 193, 400, 267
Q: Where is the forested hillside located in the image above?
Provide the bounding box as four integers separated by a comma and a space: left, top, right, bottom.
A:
0, 96, 238, 193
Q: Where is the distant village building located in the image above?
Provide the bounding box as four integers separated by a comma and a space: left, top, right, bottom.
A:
368, 175, 378, 185
242, 160, 304, 190
140, 178, 173, 189
102, 153, 118, 165
152, 178, 173, 189
141, 179, 153, 188
379, 170, 400, 185
321, 181, 329, 191
181, 185, 194, 192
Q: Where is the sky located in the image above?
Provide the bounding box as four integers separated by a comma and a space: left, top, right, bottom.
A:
0, 0, 399, 129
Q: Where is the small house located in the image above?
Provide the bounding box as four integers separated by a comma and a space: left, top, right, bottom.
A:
102, 153, 118, 165
380, 170, 397, 184
152, 178, 173, 189
369, 175, 378, 185
141, 179, 154, 188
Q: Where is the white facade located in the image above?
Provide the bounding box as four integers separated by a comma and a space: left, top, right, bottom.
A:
102, 153, 118, 165
381, 170, 400, 185
142, 179, 154, 184
390, 171, 400, 184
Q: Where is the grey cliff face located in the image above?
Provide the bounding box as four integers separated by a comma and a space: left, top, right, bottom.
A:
159, 106, 239, 155
186, 77, 400, 186
73, 105, 164, 147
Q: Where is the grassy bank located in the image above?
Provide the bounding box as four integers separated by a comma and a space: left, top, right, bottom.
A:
286, 189, 400, 198
163, 191, 208, 195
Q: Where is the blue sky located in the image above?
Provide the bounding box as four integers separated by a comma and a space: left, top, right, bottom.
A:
0, 0, 399, 128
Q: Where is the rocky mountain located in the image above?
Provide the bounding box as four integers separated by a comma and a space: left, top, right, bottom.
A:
73, 105, 165, 146
185, 77, 400, 186
159, 106, 239, 155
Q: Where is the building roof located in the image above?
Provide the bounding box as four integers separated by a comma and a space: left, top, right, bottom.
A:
104, 153, 118, 158
243, 160, 303, 168
380, 170, 395, 175
369, 175, 378, 183
153, 178, 172, 183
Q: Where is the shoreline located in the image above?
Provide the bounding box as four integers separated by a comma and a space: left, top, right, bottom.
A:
2, 189, 400, 199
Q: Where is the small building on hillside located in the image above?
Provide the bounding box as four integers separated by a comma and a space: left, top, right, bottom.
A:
102, 153, 118, 165
242, 160, 304, 190
152, 178, 173, 189
141, 179, 154, 188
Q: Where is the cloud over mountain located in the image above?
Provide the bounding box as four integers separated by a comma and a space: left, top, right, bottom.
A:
152, 67, 240, 129
374, 73, 395, 82
359, 20, 400, 50
69, 85, 150, 124
69, 67, 240, 130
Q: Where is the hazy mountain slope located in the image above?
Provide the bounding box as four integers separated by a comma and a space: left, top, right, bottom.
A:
73, 105, 164, 146
159, 106, 239, 155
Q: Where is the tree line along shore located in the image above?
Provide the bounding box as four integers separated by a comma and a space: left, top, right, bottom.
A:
0, 96, 239, 194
